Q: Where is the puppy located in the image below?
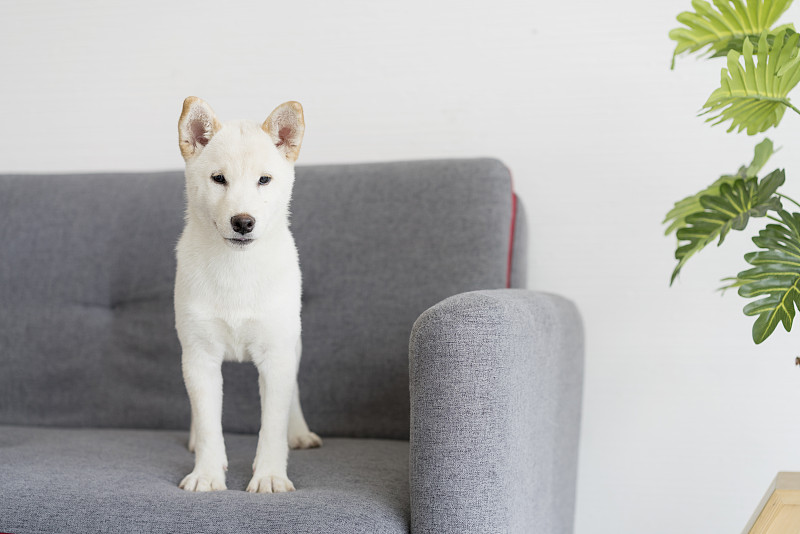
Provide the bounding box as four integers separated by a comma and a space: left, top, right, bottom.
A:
175, 97, 321, 493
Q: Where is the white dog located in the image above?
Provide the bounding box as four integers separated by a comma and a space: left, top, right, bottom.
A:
174, 97, 321, 494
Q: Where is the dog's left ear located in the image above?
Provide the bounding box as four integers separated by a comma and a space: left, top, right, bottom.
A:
262, 101, 305, 162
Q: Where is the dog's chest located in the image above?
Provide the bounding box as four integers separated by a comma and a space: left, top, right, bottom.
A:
175, 241, 301, 362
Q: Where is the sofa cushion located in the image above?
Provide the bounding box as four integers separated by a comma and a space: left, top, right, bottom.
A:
0, 159, 517, 439
0, 426, 409, 534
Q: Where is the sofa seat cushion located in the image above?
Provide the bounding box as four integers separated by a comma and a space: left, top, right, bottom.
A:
0, 426, 409, 534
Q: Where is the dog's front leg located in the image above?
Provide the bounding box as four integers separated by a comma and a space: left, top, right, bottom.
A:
179, 354, 228, 492
247, 353, 296, 493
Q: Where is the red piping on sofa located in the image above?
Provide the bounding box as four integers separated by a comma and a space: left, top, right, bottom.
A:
507, 188, 518, 289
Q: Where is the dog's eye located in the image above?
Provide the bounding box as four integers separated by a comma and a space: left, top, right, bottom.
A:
259, 175, 272, 185
211, 174, 226, 185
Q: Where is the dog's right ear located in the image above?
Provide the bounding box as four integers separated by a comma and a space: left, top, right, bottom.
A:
178, 97, 222, 161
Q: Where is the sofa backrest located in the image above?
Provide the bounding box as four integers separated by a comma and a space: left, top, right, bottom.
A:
0, 159, 525, 439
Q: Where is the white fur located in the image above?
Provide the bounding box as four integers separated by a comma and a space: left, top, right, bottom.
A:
175, 98, 320, 494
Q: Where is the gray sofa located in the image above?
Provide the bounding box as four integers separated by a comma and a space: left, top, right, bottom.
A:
0, 159, 583, 533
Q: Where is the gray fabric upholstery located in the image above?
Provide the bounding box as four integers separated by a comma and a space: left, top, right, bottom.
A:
0, 426, 409, 534
0, 159, 516, 439
290, 159, 516, 439
0, 159, 584, 533
409, 289, 584, 534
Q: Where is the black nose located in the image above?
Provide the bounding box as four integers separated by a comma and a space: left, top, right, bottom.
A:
231, 214, 256, 235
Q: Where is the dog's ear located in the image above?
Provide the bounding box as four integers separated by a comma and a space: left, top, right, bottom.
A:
178, 97, 222, 161
262, 101, 305, 162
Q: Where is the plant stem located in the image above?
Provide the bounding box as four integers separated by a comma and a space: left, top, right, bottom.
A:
767, 215, 783, 223
789, 102, 800, 116
777, 193, 800, 210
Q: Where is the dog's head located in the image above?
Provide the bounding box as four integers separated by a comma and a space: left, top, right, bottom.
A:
178, 97, 304, 249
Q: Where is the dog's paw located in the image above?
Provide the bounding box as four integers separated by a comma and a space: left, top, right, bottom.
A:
246, 474, 295, 494
179, 469, 227, 492
289, 431, 322, 449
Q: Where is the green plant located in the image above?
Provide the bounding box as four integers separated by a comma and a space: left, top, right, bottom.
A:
667, 0, 800, 348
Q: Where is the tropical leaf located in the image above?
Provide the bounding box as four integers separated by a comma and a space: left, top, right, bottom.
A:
671, 168, 785, 284
709, 26, 797, 57
669, 0, 793, 67
728, 209, 800, 343
702, 30, 800, 134
745, 136, 777, 175
664, 138, 775, 236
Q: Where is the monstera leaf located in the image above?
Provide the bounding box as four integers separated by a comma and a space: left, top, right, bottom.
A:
703, 30, 800, 134
671, 169, 785, 284
729, 209, 800, 343
664, 138, 774, 236
711, 28, 798, 58
669, 0, 793, 67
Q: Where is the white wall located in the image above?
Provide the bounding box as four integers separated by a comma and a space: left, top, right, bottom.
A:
3, 1, 800, 532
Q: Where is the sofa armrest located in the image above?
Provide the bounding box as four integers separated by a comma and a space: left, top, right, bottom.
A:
409, 289, 584, 534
